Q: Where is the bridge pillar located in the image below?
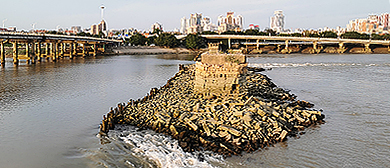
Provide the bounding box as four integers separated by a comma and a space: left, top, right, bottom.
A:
45, 43, 49, 59
12, 41, 18, 65
1, 41, 4, 65
52, 42, 57, 62
93, 44, 97, 57
337, 42, 346, 53
31, 42, 36, 64
73, 43, 77, 56
280, 40, 291, 54
102, 44, 106, 53
228, 38, 231, 49
25, 43, 31, 63
82, 43, 87, 57
364, 43, 372, 53
37, 42, 41, 61
59, 43, 64, 57
69, 42, 74, 59
256, 39, 259, 50
312, 41, 322, 54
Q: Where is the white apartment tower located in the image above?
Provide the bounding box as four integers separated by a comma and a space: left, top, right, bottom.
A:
270, 10, 285, 33
217, 12, 243, 32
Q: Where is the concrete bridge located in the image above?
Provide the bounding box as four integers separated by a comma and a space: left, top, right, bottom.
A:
198, 35, 390, 54
0, 32, 122, 65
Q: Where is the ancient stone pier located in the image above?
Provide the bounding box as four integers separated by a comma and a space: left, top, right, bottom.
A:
100, 44, 325, 156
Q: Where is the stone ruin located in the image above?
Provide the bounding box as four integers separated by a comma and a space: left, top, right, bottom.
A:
194, 43, 247, 96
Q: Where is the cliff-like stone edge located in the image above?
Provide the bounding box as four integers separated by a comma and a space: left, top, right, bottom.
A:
99, 64, 325, 157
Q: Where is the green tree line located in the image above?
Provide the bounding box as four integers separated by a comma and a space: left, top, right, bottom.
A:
127, 31, 390, 49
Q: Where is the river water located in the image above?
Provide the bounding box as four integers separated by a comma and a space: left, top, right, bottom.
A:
0, 54, 389, 167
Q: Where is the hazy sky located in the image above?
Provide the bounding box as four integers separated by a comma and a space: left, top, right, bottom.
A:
1, 0, 390, 31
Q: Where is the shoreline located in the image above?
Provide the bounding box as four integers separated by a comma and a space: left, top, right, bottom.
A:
108, 46, 204, 56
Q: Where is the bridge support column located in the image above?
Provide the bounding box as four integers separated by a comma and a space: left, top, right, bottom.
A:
25, 43, 31, 63
37, 42, 41, 61
102, 44, 106, 53
1, 41, 5, 65
13, 41, 18, 65
73, 43, 77, 56
281, 40, 291, 54
60, 43, 64, 57
45, 43, 49, 60
82, 43, 86, 57
69, 43, 73, 59
364, 43, 372, 53
228, 38, 231, 49
93, 44, 97, 57
337, 42, 346, 53
256, 39, 259, 50
31, 42, 36, 64
312, 41, 322, 54
52, 42, 57, 62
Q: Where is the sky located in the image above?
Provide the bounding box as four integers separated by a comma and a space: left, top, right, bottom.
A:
1, 0, 390, 32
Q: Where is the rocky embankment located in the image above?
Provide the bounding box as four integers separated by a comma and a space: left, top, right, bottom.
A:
100, 64, 325, 157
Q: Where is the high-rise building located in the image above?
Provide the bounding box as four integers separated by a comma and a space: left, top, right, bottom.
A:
180, 13, 214, 34
151, 22, 163, 33
347, 13, 389, 33
217, 12, 243, 32
91, 5, 108, 36
270, 10, 284, 33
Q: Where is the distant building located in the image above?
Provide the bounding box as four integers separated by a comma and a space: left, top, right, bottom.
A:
248, 24, 260, 30
151, 22, 163, 33
71, 26, 82, 34
270, 10, 285, 33
201, 16, 217, 32
180, 13, 218, 34
217, 12, 243, 32
91, 20, 107, 36
347, 13, 389, 33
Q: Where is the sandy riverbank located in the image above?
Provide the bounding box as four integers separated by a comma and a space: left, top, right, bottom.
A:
110, 46, 203, 55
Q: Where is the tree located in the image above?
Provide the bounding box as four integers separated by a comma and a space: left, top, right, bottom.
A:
147, 35, 157, 46
264, 29, 276, 36
154, 33, 179, 48
244, 29, 260, 35
319, 31, 337, 38
184, 33, 206, 50
341, 32, 369, 39
152, 28, 162, 35
129, 33, 147, 46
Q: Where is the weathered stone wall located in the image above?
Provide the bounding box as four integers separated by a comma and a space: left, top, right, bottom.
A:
194, 61, 247, 96
201, 53, 246, 65
195, 52, 247, 96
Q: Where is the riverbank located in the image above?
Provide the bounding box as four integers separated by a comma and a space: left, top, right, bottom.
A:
110, 46, 203, 55
100, 64, 324, 157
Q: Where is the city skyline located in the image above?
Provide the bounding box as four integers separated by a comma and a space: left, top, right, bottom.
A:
1, 0, 390, 31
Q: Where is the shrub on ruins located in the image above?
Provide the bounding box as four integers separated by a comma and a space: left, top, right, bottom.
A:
154, 33, 180, 48
129, 33, 147, 46
184, 33, 206, 50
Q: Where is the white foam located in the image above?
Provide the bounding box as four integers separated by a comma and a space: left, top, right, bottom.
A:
116, 126, 225, 168
248, 62, 367, 68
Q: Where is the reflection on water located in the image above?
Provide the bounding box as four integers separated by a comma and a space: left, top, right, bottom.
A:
0, 55, 195, 168
1, 54, 390, 167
